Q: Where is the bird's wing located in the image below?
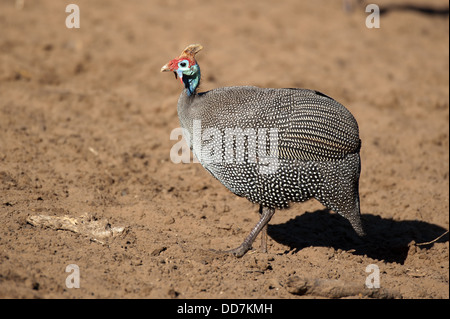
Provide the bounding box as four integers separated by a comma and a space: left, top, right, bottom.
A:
276, 90, 361, 161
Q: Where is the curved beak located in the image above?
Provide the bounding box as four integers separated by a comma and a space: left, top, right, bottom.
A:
160, 62, 171, 72
161, 61, 183, 82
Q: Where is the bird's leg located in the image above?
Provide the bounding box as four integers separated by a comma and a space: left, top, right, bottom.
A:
260, 223, 268, 253
219, 205, 275, 258
259, 205, 269, 253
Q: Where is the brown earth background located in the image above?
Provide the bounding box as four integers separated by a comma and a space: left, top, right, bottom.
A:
0, 0, 449, 299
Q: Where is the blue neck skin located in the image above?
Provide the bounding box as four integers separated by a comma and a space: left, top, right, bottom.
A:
178, 65, 200, 96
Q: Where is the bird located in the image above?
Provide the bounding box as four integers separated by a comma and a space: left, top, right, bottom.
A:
161, 44, 364, 257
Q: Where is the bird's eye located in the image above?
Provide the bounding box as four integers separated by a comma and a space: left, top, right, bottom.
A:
178, 60, 189, 68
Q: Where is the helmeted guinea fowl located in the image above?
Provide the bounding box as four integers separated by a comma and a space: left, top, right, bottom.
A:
161, 44, 364, 257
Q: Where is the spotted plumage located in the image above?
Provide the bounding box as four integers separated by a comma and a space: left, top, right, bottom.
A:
161, 44, 364, 257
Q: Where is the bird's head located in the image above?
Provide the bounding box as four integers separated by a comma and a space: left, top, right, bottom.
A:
161, 44, 203, 96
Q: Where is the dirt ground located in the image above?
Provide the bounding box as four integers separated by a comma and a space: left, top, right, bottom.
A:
0, 0, 448, 299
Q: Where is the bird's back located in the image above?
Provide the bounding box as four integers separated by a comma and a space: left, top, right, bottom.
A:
179, 86, 360, 163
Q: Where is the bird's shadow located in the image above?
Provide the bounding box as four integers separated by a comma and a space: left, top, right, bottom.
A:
268, 209, 448, 264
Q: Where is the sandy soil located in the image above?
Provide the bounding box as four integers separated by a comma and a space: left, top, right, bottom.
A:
0, 0, 448, 299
